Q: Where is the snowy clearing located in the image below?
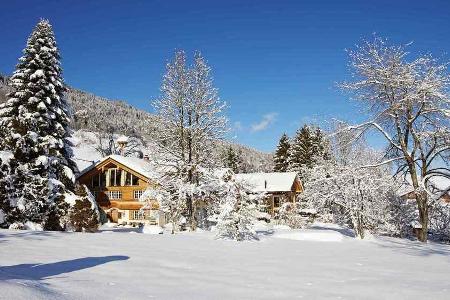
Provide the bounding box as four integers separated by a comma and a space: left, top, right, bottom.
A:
1, 227, 450, 300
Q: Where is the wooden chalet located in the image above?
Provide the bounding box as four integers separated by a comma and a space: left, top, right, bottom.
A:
77, 155, 164, 225
235, 172, 303, 216
77, 151, 305, 224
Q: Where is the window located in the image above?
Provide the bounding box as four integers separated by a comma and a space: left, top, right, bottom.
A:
131, 210, 145, 220
125, 172, 132, 185
109, 169, 122, 186
125, 172, 139, 186
100, 171, 106, 187
92, 174, 99, 187
92, 171, 107, 187
134, 190, 144, 200
273, 196, 281, 208
108, 191, 122, 200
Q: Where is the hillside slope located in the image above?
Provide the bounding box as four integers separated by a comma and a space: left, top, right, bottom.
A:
0, 77, 273, 172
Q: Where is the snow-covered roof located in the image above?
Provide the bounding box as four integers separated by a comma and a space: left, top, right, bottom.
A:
78, 154, 159, 179
117, 135, 129, 143
235, 172, 300, 192
397, 176, 450, 197
0, 151, 12, 163
429, 176, 450, 192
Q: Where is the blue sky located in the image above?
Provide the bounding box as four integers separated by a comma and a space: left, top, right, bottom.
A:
1, 0, 449, 152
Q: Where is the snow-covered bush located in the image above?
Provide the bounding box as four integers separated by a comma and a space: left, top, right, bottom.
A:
215, 190, 260, 241
141, 224, 164, 235
67, 185, 99, 232
8, 221, 43, 231
301, 154, 398, 239
376, 195, 417, 238
429, 201, 450, 242
213, 174, 264, 241
277, 203, 312, 229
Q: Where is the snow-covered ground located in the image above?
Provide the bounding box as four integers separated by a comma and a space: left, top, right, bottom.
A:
1, 225, 449, 300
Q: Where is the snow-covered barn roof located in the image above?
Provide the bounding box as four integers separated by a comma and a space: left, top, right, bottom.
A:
235, 172, 301, 192
78, 154, 159, 179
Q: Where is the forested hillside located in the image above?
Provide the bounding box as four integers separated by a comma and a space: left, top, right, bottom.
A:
0, 75, 272, 172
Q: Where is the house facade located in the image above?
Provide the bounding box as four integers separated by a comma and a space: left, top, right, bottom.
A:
77, 154, 304, 224
235, 172, 303, 216
77, 155, 164, 225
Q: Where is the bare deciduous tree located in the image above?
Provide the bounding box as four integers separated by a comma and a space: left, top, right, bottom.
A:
152, 51, 227, 230
339, 37, 450, 242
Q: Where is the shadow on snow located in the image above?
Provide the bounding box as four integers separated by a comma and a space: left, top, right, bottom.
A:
0, 255, 129, 281
307, 224, 356, 238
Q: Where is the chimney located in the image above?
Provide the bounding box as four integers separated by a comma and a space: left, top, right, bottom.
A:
117, 135, 129, 156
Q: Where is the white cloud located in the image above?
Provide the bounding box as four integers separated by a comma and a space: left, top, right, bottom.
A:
251, 112, 278, 132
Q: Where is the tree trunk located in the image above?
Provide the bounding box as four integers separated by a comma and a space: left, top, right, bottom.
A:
416, 192, 428, 242
352, 212, 365, 239
408, 165, 428, 243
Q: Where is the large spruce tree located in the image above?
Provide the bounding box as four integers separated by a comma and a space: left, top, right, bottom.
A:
273, 133, 290, 172
0, 19, 75, 229
288, 125, 328, 172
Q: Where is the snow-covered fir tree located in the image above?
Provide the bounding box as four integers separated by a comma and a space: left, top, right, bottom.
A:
222, 146, 244, 173
0, 156, 21, 227
311, 127, 329, 160
273, 133, 290, 172
0, 159, 8, 225
288, 125, 328, 172
0, 19, 76, 229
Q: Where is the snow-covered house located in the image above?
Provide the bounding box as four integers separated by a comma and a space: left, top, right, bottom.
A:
77, 155, 165, 226
235, 172, 303, 216
397, 176, 450, 203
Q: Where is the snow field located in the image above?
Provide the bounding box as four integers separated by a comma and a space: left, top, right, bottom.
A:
1, 226, 450, 300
